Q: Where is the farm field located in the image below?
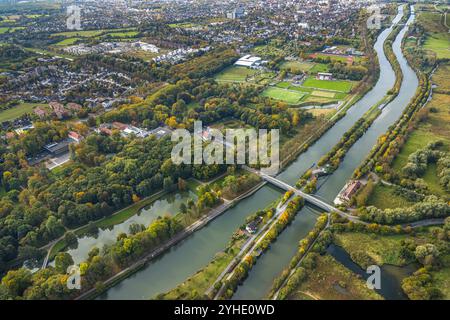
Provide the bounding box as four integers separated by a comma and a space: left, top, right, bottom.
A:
0, 102, 47, 122
214, 66, 258, 83
261, 87, 306, 104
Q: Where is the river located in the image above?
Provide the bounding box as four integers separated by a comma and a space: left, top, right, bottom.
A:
100, 5, 417, 300
232, 5, 418, 300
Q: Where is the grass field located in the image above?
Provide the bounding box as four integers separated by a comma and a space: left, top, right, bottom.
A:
280, 60, 314, 73
52, 28, 136, 38
261, 87, 306, 104
366, 183, 414, 210
302, 77, 353, 93
424, 34, 450, 59
289, 254, 383, 300
214, 66, 257, 83
391, 94, 449, 180
55, 37, 81, 46
310, 63, 330, 73
417, 11, 450, 59
0, 102, 46, 122
306, 108, 337, 119
101, 31, 139, 38
311, 90, 335, 98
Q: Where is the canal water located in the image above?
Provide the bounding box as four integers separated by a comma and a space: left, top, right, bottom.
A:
98, 185, 282, 299
101, 6, 417, 300
65, 191, 197, 264
232, 6, 418, 300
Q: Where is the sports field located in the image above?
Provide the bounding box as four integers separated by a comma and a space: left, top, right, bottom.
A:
261, 87, 305, 104
302, 77, 353, 93
214, 66, 257, 82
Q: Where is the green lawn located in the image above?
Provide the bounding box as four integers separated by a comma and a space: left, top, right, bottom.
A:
0, 102, 46, 122
261, 87, 306, 104
302, 77, 353, 93
214, 66, 257, 82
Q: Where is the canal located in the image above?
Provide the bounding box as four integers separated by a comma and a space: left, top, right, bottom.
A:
232, 5, 418, 300
100, 5, 416, 300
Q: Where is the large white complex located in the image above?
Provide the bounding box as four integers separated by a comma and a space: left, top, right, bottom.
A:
234, 55, 262, 68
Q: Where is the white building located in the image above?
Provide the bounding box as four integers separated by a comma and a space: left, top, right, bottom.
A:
234, 55, 262, 68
